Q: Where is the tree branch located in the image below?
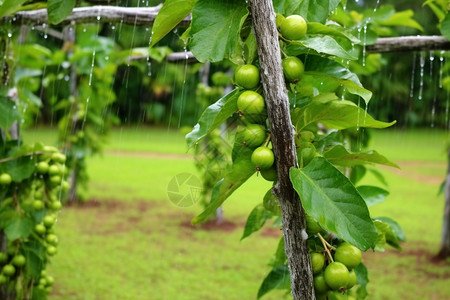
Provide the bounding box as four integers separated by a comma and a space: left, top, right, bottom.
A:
11, 5, 191, 26
366, 36, 450, 53
247, 1, 315, 299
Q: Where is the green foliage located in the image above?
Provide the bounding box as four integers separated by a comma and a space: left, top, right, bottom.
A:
47, 0, 76, 24
150, 0, 197, 47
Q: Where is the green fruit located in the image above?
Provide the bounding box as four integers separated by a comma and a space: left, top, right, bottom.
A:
280, 15, 307, 40
347, 269, 357, 289
46, 245, 57, 256
251, 146, 274, 170
0, 252, 8, 263
275, 13, 286, 28
48, 165, 61, 176
46, 234, 58, 245
12, 254, 26, 267
50, 201, 62, 211
52, 152, 66, 164
334, 243, 362, 269
49, 175, 62, 185
39, 278, 47, 286
237, 91, 265, 115
2, 264, 15, 276
36, 162, 49, 174
328, 290, 349, 300
0, 173, 12, 185
324, 262, 349, 290
34, 189, 44, 200
260, 166, 277, 181
240, 124, 266, 148
313, 273, 329, 293
43, 215, 56, 228
35, 224, 46, 234
61, 180, 70, 191
306, 215, 322, 235
0, 274, 7, 284
33, 200, 45, 210
46, 275, 54, 286
235, 64, 260, 89
282, 56, 304, 82
311, 252, 325, 275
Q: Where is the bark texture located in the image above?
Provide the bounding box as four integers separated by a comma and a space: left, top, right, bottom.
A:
247, 1, 315, 299
11, 5, 191, 26
437, 149, 450, 259
367, 36, 450, 53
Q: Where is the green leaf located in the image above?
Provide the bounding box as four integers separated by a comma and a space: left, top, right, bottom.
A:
297, 0, 341, 23
441, 13, 450, 41
23, 238, 46, 280
241, 204, 273, 240
192, 147, 255, 224
0, 0, 28, 18
47, 0, 76, 24
354, 263, 369, 299
189, 0, 248, 62
373, 220, 391, 251
289, 36, 357, 60
307, 22, 360, 44
186, 89, 240, 148
263, 188, 281, 216
2, 156, 35, 182
0, 97, 21, 129
5, 217, 33, 241
270, 237, 286, 267
357, 185, 389, 207
257, 265, 291, 299
290, 157, 377, 250
293, 96, 396, 131
378, 10, 424, 32
150, 0, 197, 47
323, 145, 399, 168
375, 216, 406, 242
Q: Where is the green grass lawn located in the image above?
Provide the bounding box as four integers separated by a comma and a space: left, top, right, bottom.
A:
23, 126, 450, 300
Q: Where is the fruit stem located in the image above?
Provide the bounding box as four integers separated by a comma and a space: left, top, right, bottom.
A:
280, 47, 288, 59
318, 232, 335, 262
263, 134, 271, 147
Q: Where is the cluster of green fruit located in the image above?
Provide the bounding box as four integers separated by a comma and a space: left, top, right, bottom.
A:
311, 242, 362, 300
0, 146, 69, 296
234, 65, 277, 180
233, 14, 311, 178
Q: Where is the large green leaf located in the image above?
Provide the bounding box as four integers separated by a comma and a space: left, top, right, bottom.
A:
47, 0, 76, 24
241, 204, 273, 240
0, 97, 21, 129
357, 185, 389, 207
289, 36, 357, 60
293, 96, 396, 131
323, 145, 399, 168
307, 22, 360, 44
186, 89, 240, 148
192, 146, 255, 224
0, 0, 28, 18
290, 157, 377, 250
150, 0, 197, 47
5, 217, 33, 241
299, 72, 372, 104
257, 265, 291, 299
441, 13, 450, 41
189, 0, 248, 62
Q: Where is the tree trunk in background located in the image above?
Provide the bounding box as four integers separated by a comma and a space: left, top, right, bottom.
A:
437, 149, 450, 259
247, 1, 315, 299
